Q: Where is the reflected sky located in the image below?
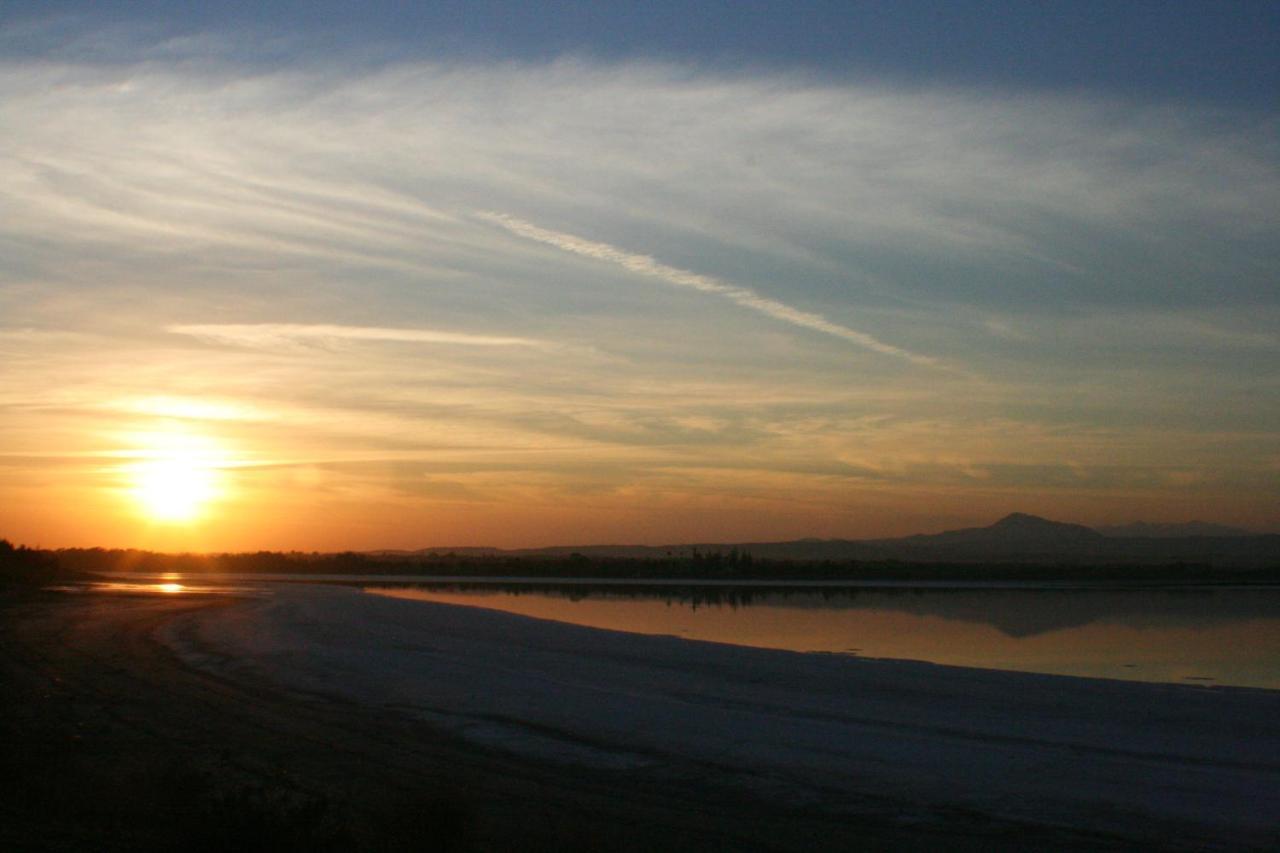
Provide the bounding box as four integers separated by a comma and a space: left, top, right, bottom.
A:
370, 584, 1280, 689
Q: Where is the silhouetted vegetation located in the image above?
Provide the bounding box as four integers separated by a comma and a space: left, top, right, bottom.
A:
15, 540, 1279, 585
0, 538, 75, 586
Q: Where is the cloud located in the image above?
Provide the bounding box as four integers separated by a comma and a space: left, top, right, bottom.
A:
4, 56, 1275, 311
477, 212, 941, 367
167, 323, 544, 349
2, 46, 1278, 545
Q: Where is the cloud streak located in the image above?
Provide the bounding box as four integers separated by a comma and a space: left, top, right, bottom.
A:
168, 323, 544, 349
2, 47, 1278, 545
477, 212, 940, 367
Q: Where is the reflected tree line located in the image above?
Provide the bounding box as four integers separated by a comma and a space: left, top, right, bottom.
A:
385, 582, 1280, 638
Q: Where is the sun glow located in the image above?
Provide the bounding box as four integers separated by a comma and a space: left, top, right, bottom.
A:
125, 430, 229, 523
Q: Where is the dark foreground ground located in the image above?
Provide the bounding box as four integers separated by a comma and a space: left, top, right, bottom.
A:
2, 590, 1164, 852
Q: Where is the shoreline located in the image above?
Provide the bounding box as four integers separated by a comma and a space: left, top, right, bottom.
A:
5, 586, 1278, 851
69, 575, 1280, 690
179, 585, 1280, 847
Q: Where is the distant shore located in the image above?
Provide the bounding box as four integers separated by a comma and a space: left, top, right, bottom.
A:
89, 570, 1280, 589
45, 547, 1280, 585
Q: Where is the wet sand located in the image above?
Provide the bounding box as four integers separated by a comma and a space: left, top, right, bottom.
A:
2, 588, 1271, 851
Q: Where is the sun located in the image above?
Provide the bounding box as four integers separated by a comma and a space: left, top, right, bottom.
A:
125, 431, 228, 523
131, 457, 217, 521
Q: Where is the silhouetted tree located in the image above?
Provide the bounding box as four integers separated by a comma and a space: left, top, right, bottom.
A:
0, 539, 63, 586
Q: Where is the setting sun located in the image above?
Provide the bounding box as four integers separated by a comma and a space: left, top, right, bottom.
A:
124, 431, 229, 524
131, 457, 216, 521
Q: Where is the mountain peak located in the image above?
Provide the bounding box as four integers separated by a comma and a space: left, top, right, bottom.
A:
991, 512, 1058, 529
900, 513, 1104, 549
979, 512, 1103, 541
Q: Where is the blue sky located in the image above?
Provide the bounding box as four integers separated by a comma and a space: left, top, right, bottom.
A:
1, 2, 1277, 548
6, 1, 1278, 104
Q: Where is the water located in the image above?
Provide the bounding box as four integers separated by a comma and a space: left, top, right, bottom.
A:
82, 572, 1280, 689
368, 583, 1280, 690
51, 579, 268, 596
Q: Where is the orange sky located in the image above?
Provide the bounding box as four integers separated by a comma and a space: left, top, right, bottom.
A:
2, 34, 1277, 550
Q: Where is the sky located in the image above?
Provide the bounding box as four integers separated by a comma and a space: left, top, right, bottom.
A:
1, 2, 1278, 550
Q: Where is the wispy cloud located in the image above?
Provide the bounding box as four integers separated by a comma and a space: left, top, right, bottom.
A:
477, 212, 941, 367
167, 323, 544, 349
3, 46, 1278, 545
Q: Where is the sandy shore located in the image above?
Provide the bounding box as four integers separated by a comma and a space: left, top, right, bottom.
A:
4, 587, 1277, 851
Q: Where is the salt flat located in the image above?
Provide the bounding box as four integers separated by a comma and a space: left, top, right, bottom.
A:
164, 585, 1280, 850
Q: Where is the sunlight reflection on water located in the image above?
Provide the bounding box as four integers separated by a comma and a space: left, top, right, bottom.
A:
49, 580, 266, 596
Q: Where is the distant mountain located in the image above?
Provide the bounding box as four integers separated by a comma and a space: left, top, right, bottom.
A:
849, 512, 1108, 564
1094, 521, 1254, 538
894, 512, 1102, 547
391, 512, 1280, 568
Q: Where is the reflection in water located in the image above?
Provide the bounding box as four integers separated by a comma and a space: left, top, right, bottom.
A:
369, 584, 1280, 690
49, 580, 264, 596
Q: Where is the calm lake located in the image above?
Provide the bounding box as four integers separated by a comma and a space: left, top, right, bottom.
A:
368, 582, 1280, 690
88, 573, 1280, 689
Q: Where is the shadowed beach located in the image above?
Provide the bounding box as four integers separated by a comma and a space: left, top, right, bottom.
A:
5, 586, 1277, 851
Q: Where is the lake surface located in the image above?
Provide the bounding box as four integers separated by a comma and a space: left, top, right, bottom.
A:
367, 583, 1280, 690
84, 573, 1280, 689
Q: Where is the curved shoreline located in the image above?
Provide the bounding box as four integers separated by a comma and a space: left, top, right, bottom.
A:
5, 587, 1277, 851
